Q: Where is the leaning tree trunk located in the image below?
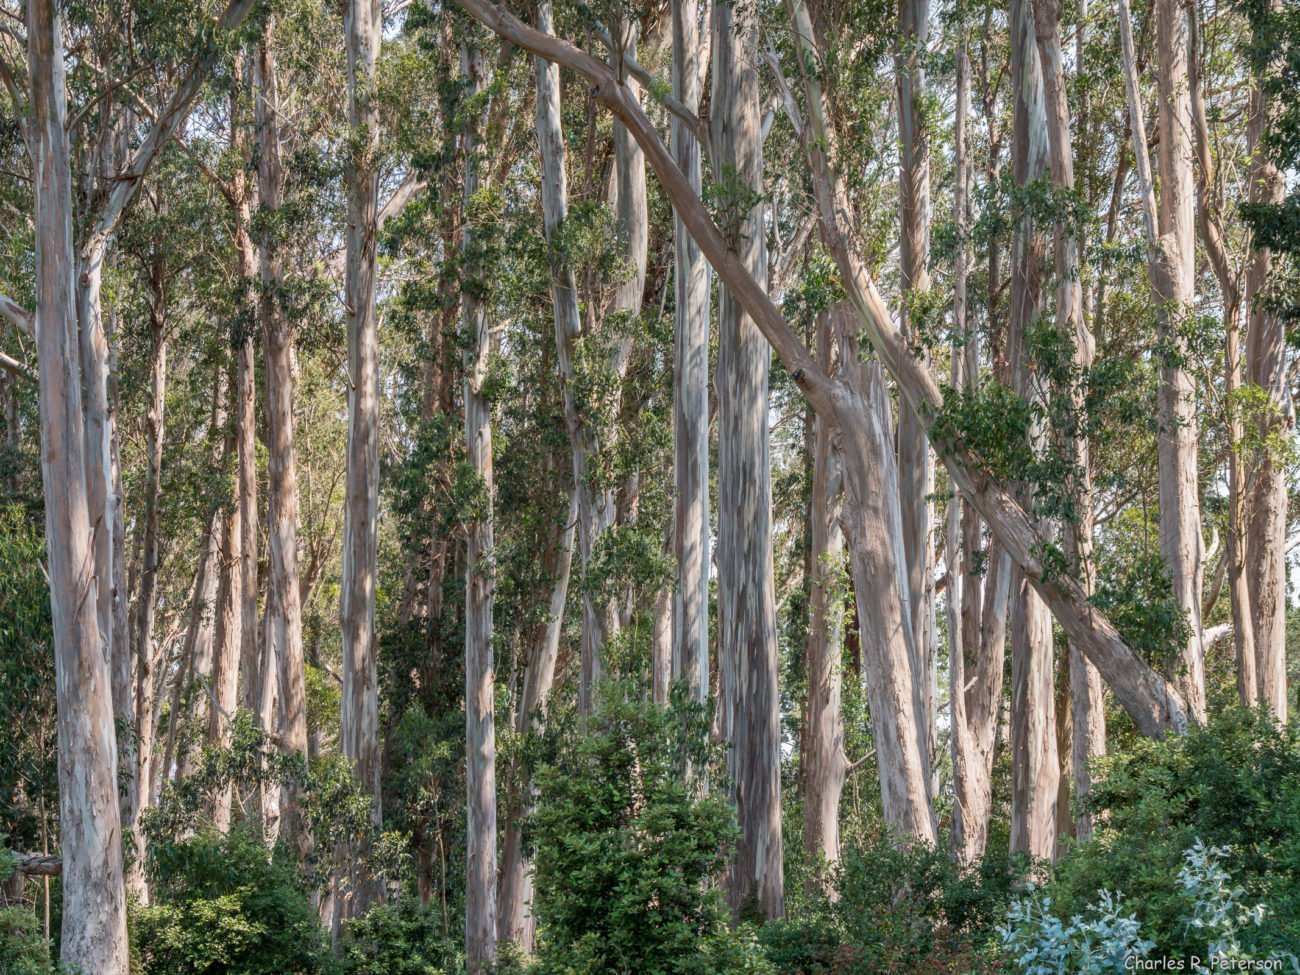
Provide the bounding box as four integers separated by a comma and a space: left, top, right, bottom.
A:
27, 1, 129, 969
256, 23, 311, 849
336, 0, 385, 933
1187, 10, 1257, 713
449, 0, 1190, 740
1009, 0, 1059, 864
895, 0, 937, 788
712, 0, 785, 919
461, 37, 499, 975
1244, 0, 1289, 722
833, 310, 938, 845
531, 1, 598, 720
801, 307, 848, 877
1032, 0, 1105, 842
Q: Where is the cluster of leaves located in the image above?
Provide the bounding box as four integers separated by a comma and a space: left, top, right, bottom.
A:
525, 685, 769, 975
1046, 708, 1300, 958
133, 827, 336, 975
762, 832, 1020, 974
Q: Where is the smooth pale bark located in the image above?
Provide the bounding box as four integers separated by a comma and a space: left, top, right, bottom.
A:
948, 40, 1006, 866
577, 32, 650, 708
498, 489, 576, 949
671, 0, 711, 704
531, 0, 599, 719
337, 0, 385, 930
1155, 0, 1207, 721
1118, 0, 1207, 718
75, 0, 259, 782
833, 307, 937, 845
652, 587, 673, 705
1244, 0, 1289, 722
1031, 0, 1105, 842
801, 308, 848, 875
461, 39, 498, 975
1185, 13, 1258, 713
256, 26, 311, 814
28, 0, 129, 968
712, 0, 784, 918
126, 276, 168, 898
895, 0, 937, 788
1008, 0, 1059, 864
209, 406, 242, 832
205, 53, 264, 725
450, 0, 1189, 738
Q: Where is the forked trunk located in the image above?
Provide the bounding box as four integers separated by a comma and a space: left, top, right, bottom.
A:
256, 24, 311, 848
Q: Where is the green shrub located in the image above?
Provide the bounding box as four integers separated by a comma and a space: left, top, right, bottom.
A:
761, 832, 1017, 974
0, 906, 55, 975
527, 684, 768, 975
340, 896, 460, 975
133, 826, 336, 975
1049, 708, 1300, 958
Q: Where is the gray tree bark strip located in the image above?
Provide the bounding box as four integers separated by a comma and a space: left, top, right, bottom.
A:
801, 307, 848, 874
337, 0, 385, 930
27, 0, 129, 968
671, 0, 711, 705
1031, 0, 1105, 842
255, 23, 311, 849
1244, 0, 1289, 722
461, 38, 499, 975
712, 0, 784, 917
895, 0, 937, 791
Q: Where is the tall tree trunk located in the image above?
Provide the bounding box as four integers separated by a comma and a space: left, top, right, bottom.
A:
127, 277, 168, 899
531, 0, 599, 720
801, 308, 848, 877
1155, 0, 1207, 721
1009, 0, 1059, 864
337, 0, 384, 932
671, 0, 711, 705
28, 0, 129, 968
461, 38, 498, 975
209, 404, 242, 832
498, 489, 575, 949
833, 306, 937, 844
1244, 0, 1289, 723
1031, 0, 1105, 842
713, 0, 784, 920
454, 0, 1190, 739
1186, 8, 1257, 713
256, 23, 311, 844
948, 37, 1006, 866
896, 0, 937, 790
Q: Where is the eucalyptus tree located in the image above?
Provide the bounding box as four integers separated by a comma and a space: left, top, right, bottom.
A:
712, 0, 785, 917
337, 0, 385, 928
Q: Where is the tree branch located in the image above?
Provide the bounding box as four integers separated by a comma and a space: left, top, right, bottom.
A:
0, 293, 33, 339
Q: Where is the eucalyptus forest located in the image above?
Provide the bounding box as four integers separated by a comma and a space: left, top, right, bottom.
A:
1, 0, 1298, 970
